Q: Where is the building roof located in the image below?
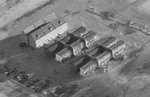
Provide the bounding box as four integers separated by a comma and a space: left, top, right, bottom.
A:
110, 40, 125, 51
29, 28, 45, 40
52, 17, 66, 28
80, 60, 96, 71
88, 46, 106, 57
82, 31, 97, 41
72, 26, 87, 37
70, 39, 84, 48
33, 19, 46, 28
44, 12, 57, 23
41, 22, 55, 34
48, 41, 65, 54
23, 25, 36, 35
56, 47, 72, 57
61, 34, 78, 45
73, 55, 91, 68
96, 51, 111, 60
101, 37, 118, 48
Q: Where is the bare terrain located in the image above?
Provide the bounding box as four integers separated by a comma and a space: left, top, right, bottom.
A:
1, 0, 150, 97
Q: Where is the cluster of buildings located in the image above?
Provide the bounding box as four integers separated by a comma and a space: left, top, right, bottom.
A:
71, 35, 126, 76
46, 27, 100, 62
21, 13, 127, 77
44, 26, 126, 76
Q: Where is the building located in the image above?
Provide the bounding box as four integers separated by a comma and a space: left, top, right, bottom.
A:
80, 60, 97, 76
61, 34, 85, 56
110, 40, 126, 59
43, 12, 57, 23
55, 46, 72, 62
21, 13, 68, 48
72, 55, 92, 72
88, 46, 111, 68
21, 25, 36, 45
46, 41, 66, 58
101, 37, 119, 49
28, 28, 46, 48
82, 31, 99, 48
72, 26, 87, 37
70, 39, 85, 56
61, 34, 78, 45
95, 51, 111, 68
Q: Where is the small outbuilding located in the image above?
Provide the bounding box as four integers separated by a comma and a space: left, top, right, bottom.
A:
110, 40, 126, 59
55, 46, 72, 62
72, 26, 88, 37
82, 31, 99, 48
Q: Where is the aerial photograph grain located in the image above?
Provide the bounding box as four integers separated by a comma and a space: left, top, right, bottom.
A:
1, 0, 150, 97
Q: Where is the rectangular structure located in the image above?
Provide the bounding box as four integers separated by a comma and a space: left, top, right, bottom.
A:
96, 51, 111, 68
80, 60, 97, 76
72, 55, 91, 72
88, 46, 111, 68
52, 17, 68, 35
61, 34, 78, 45
21, 13, 68, 48
101, 37, 119, 49
43, 12, 57, 23
55, 47, 72, 62
72, 26, 87, 37
46, 42, 65, 58
28, 28, 45, 48
21, 25, 36, 44
34, 19, 46, 28
82, 31, 99, 48
110, 40, 126, 59
70, 39, 85, 56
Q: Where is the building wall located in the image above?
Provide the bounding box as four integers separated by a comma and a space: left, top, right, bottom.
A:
55, 54, 63, 62
85, 35, 98, 48
73, 42, 85, 56
21, 32, 28, 44
97, 53, 111, 68
55, 49, 72, 62
112, 43, 126, 58
80, 61, 97, 76
34, 23, 68, 48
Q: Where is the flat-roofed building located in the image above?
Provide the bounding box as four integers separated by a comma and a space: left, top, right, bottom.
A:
52, 17, 68, 35
60, 34, 85, 56
46, 41, 66, 58
70, 39, 85, 56
110, 40, 126, 59
55, 47, 72, 62
80, 60, 97, 76
28, 28, 46, 48
72, 26, 87, 37
21, 25, 36, 44
43, 12, 57, 23
21, 13, 68, 48
96, 51, 111, 68
88, 46, 111, 68
61, 34, 78, 45
33, 19, 46, 28
101, 37, 119, 49
72, 55, 92, 72
82, 31, 99, 48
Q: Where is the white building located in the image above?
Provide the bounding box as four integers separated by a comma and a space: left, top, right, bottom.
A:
21, 13, 68, 48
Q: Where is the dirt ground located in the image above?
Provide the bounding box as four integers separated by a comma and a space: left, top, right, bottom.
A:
1, 0, 150, 97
